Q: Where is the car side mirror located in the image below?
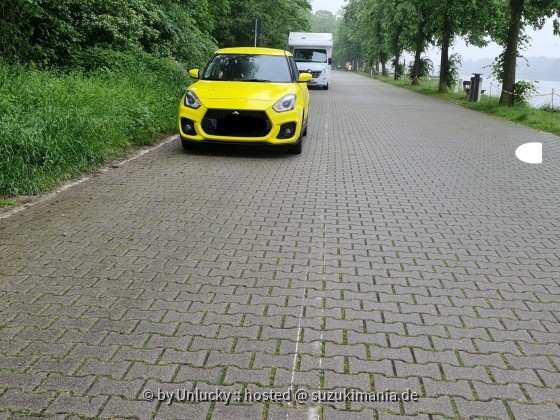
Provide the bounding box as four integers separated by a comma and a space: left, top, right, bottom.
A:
188, 69, 200, 79
298, 73, 313, 83
328, 58, 332, 65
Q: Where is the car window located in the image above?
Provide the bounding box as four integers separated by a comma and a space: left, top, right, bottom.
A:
288, 56, 299, 81
293, 49, 327, 63
202, 54, 292, 83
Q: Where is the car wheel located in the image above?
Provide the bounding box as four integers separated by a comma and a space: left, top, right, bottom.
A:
302, 118, 308, 136
287, 135, 303, 155
181, 138, 195, 151
323, 84, 329, 90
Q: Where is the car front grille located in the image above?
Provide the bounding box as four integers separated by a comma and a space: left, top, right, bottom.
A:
299, 70, 322, 78
201, 109, 272, 137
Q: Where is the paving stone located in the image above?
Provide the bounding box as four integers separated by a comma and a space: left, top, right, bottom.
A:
44, 394, 108, 417
422, 378, 473, 399
453, 397, 510, 419
38, 373, 95, 395
273, 368, 321, 389
28, 356, 83, 376
88, 378, 145, 399
523, 384, 560, 404
323, 372, 371, 391
0, 371, 44, 391
266, 405, 319, 420
490, 367, 543, 386
0, 389, 55, 414
211, 403, 265, 419
154, 402, 212, 419
125, 362, 177, 382
100, 395, 157, 420
402, 395, 454, 417
508, 401, 560, 420
77, 360, 131, 379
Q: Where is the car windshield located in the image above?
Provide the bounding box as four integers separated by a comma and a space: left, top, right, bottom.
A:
293, 49, 327, 63
202, 54, 292, 83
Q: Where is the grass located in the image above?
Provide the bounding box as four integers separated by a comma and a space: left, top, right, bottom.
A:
364, 74, 560, 137
0, 198, 17, 207
0, 52, 188, 196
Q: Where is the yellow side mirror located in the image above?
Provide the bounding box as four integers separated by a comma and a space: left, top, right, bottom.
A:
298, 73, 313, 83
188, 69, 200, 79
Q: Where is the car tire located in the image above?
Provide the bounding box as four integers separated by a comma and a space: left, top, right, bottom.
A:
323, 84, 329, 90
181, 138, 195, 151
287, 135, 303, 155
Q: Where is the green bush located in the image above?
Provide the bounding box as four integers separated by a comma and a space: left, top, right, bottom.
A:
407, 57, 434, 80
0, 52, 188, 195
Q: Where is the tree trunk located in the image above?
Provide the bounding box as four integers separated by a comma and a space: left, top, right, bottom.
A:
439, 11, 452, 92
499, 0, 524, 106
393, 28, 401, 80
381, 52, 388, 76
412, 10, 427, 85
393, 51, 401, 80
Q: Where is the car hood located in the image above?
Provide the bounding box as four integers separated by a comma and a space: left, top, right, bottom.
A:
190, 81, 295, 110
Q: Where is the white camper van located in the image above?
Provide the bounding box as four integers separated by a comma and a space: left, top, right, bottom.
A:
288, 32, 333, 90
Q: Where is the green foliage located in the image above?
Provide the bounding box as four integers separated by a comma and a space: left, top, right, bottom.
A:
0, 198, 17, 207
394, 62, 405, 79
310, 10, 340, 33
407, 57, 434, 80
446, 53, 462, 89
513, 80, 538, 105
0, 52, 187, 195
539, 102, 560, 112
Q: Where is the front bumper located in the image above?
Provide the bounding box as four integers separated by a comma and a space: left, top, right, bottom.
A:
179, 104, 301, 145
307, 75, 329, 87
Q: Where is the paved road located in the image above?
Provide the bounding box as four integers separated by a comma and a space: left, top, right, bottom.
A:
1, 71, 559, 419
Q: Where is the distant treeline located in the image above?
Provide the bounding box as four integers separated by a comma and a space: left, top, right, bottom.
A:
335, 0, 560, 106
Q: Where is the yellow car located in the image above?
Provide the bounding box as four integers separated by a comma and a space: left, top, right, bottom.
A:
178, 47, 312, 154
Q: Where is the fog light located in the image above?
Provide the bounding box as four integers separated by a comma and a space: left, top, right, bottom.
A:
181, 118, 196, 135
277, 122, 296, 139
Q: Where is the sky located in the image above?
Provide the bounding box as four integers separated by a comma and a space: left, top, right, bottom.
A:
310, 0, 560, 61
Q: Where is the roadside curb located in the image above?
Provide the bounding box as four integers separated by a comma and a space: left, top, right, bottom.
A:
0, 134, 178, 220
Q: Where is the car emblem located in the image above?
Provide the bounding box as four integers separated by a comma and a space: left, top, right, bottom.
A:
307, 69, 312, 73
232, 111, 240, 115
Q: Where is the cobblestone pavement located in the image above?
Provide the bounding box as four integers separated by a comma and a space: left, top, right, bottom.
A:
1, 71, 559, 419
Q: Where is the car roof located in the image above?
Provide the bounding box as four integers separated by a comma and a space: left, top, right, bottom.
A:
216, 47, 292, 57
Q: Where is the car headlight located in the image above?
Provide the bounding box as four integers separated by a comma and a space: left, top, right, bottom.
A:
184, 90, 201, 109
273, 94, 296, 112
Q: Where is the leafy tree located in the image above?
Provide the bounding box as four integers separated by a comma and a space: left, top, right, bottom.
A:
336, 0, 366, 70
421, 0, 497, 92
210, 0, 310, 48
310, 10, 340, 33
380, 0, 417, 80
410, 2, 433, 85
494, 0, 560, 106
